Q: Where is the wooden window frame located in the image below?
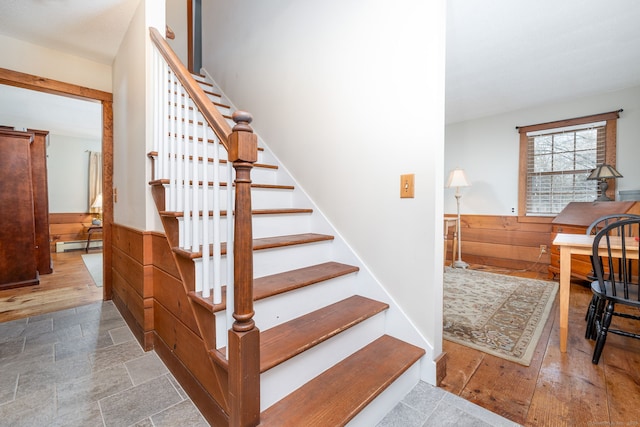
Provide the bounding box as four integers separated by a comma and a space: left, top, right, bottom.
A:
517, 110, 621, 217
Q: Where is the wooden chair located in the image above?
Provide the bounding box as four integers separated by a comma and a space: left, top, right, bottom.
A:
584, 213, 640, 339
588, 217, 640, 364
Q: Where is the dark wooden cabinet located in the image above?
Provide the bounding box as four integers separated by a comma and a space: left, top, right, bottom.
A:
549, 201, 640, 281
0, 130, 40, 288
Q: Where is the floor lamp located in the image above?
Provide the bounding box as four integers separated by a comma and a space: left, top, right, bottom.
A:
446, 168, 470, 269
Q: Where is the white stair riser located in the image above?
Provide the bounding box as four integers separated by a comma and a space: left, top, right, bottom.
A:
156, 162, 277, 185
260, 313, 386, 411
161, 184, 293, 212
177, 213, 312, 246
192, 239, 334, 295
347, 363, 422, 427
253, 242, 335, 278
169, 79, 224, 102
213, 274, 357, 349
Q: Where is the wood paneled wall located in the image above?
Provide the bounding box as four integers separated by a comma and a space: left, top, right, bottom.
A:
110, 224, 154, 349
448, 214, 554, 274
110, 223, 227, 425
49, 213, 101, 251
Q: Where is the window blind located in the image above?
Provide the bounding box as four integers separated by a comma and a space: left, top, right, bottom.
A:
525, 124, 605, 215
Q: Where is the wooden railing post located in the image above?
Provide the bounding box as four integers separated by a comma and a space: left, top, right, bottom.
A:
228, 111, 260, 427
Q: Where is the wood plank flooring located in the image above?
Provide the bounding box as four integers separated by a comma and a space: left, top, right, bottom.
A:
0, 250, 103, 322
441, 264, 640, 426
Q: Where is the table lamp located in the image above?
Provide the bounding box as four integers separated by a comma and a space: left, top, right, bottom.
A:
91, 193, 103, 225
587, 164, 622, 202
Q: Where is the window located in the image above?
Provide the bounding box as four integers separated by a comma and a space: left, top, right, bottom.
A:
517, 110, 620, 216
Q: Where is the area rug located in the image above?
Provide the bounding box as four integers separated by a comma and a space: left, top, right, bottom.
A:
443, 267, 558, 366
81, 253, 103, 287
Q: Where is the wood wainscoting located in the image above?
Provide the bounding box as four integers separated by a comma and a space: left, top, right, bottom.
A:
49, 213, 101, 252
110, 223, 229, 425
110, 224, 154, 350
450, 214, 554, 274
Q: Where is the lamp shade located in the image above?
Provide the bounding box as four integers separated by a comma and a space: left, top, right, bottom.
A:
91, 193, 103, 209
446, 168, 470, 188
587, 164, 622, 180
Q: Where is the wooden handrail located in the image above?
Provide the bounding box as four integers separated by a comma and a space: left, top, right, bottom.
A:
149, 27, 232, 150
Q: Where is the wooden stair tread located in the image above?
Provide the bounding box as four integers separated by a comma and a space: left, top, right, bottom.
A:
259, 295, 388, 372
173, 233, 334, 259
259, 335, 425, 426
189, 261, 359, 313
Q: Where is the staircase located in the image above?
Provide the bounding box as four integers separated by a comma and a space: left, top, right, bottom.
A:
148, 28, 427, 426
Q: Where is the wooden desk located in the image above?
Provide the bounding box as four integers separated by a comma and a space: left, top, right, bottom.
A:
552, 233, 639, 352
444, 215, 458, 266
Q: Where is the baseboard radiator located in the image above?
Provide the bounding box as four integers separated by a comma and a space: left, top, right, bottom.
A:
55, 240, 102, 252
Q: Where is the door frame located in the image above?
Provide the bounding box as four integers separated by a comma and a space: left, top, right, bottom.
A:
0, 67, 114, 300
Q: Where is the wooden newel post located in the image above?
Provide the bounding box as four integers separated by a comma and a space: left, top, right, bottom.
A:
228, 111, 260, 427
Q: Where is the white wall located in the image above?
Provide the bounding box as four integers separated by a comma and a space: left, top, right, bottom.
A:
112, 0, 164, 230
47, 135, 102, 213
445, 85, 640, 216
166, 0, 188, 66
0, 33, 112, 93
202, 0, 446, 360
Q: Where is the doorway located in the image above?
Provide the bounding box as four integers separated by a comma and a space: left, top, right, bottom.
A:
0, 68, 113, 312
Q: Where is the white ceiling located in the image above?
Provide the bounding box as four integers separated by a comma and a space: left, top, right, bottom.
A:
0, 0, 140, 65
1, 0, 639, 134
446, 0, 640, 123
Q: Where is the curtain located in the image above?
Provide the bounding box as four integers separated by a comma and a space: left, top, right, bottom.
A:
88, 151, 102, 213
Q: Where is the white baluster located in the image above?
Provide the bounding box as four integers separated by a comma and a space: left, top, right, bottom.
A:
201, 119, 210, 298
191, 99, 199, 253
169, 71, 177, 214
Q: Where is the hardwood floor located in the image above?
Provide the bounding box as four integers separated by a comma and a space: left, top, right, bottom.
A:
441, 264, 640, 426
0, 250, 103, 323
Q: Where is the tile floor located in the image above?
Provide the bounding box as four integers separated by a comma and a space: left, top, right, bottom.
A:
0, 301, 207, 427
0, 300, 518, 427
377, 381, 520, 427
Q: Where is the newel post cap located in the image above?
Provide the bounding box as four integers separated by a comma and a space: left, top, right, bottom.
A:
229, 111, 258, 162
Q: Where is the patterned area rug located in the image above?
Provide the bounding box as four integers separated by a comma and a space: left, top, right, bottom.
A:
443, 267, 558, 366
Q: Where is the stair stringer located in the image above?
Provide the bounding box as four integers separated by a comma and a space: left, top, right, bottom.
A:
201, 67, 438, 386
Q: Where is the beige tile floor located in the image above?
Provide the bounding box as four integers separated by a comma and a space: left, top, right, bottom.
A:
0, 301, 207, 427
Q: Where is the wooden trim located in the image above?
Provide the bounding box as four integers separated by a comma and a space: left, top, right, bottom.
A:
515, 110, 622, 134
0, 67, 113, 301
516, 215, 554, 224
434, 351, 447, 386
149, 27, 232, 150
0, 67, 112, 103
604, 118, 617, 200
187, 0, 194, 73
517, 131, 528, 216
517, 110, 621, 214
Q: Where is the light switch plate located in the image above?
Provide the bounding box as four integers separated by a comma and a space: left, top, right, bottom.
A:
400, 174, 415, 198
